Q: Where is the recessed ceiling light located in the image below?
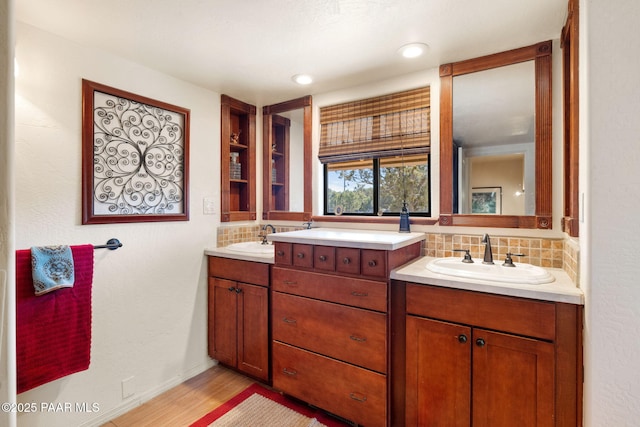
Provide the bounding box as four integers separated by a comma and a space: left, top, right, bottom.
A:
398, 43, 429, 59
292, 74, 313, 85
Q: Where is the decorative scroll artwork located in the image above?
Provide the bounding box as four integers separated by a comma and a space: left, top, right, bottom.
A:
82, 80, 190, 224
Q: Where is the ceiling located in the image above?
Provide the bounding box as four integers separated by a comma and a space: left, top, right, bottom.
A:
16, 0, 567, 106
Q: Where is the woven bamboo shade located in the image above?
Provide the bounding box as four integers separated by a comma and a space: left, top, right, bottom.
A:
319, 87, 430, 163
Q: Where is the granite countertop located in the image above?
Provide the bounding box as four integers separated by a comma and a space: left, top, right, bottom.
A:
391, 256, 584, 305
266, 228, 426, 250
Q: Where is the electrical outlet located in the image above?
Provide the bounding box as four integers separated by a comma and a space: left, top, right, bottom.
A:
122, 376, 135, 399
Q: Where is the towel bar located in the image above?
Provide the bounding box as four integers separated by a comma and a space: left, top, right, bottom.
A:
94, 238, 122, 250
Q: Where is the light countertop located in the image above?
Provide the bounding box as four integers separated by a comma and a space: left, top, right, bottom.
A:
204, 247, 274, 264
391, 256, 584, 305
266, 228, 425, 250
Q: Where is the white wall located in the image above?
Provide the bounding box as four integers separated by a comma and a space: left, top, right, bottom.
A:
1, 0, 17, 426
582, 0, 640, 425
14, 23, 220, 426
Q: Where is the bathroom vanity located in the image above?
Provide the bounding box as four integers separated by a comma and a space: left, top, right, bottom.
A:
268, 228, 424, 427
205, 248, 272, 382
392, 257, 584, 427
205, 229, 584, 427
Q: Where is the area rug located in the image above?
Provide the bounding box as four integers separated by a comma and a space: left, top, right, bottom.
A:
189, 383, 349, 427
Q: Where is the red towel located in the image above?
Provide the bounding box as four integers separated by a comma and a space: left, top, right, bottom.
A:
16, 244, 94, 394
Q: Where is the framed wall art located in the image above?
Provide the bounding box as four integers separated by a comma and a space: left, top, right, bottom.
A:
471, 187, 502, 214
82, 79, 190, 224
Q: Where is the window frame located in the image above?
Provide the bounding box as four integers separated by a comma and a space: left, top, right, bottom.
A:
322, 153, 432, 217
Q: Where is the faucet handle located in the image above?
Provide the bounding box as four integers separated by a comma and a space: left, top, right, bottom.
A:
453, 249, 474, 263
503, 252, 526, 267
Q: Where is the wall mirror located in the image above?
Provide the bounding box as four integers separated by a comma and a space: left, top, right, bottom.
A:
439, 41, 552, 228
262, 95, 312, 221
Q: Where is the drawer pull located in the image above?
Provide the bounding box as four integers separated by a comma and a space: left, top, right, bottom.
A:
282, 317, 297, 324
342, 257, 351, 264
351, 291, 368, 297
318, 255, 327, 261
283, 280, 298, 286
282, 368, 297, 377
349, 392, 367, 403
297, 252, 305, 259
276, 250, 285, 257
349, 335, 367, 342
368, 260, 377, 267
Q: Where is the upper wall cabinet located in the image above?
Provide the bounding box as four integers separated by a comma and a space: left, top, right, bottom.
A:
262, 96, 312, 222
439, 41, 553, 229
221, 95, 257, 222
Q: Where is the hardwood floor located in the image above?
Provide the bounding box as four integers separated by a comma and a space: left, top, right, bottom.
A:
101, 365, 255, 427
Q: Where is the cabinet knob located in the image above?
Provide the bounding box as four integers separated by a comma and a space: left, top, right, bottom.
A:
276, 250, 285, 257
343, 257, 351, 265
235, 287, 242, 294
476, 338, 486, 347
318, 255, 327, 261
458, 334, 468, 344
368, 260, 377, 267
227, 286, 235, 292
297, 252, 305, 259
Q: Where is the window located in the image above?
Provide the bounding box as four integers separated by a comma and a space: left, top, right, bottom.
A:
324, 154, 430, 216
320, 87, 431, 217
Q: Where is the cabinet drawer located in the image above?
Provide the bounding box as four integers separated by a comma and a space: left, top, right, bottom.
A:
274, 242, 292, 266
361, 249, 387, 278
208, 256, 270, 287
272, 267, 387, 311
273, 292, 387, 373
273, 342, 386, 427
406, 284, 556, 340
336, 247, 360, 275
313, 245, 336, 271
292, 243, 313, 268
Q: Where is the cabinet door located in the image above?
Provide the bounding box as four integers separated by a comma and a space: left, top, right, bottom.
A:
237, 282, 269, 381
406, 316, 471, 427
472, 329, 554, 427
209, 277, 238, 367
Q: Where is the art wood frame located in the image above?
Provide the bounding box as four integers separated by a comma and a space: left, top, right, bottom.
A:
82, 79, 190, 224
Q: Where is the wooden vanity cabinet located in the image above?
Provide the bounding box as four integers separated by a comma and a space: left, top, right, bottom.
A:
208, 256, 270, 382
272, 241, 420, 427
402, 283, 582, 427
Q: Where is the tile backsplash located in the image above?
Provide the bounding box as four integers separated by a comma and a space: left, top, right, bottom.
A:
423, 233, 563, 268
215, 225, 580, 285
216, 224, 302, 247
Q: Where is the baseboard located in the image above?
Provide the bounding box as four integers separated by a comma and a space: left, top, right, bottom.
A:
78, 360, 216, 427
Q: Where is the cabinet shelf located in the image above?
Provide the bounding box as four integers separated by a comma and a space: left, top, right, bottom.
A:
221, 95, 256, 222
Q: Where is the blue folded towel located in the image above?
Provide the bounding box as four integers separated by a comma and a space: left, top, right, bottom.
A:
31, 245, 75, 296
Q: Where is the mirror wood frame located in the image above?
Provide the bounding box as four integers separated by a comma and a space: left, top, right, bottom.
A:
262, 95, 313, 221
439, 40, 553, 229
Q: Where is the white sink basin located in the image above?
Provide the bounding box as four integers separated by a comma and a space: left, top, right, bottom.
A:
226, 241, 274, 255
426, 257, 555, 285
